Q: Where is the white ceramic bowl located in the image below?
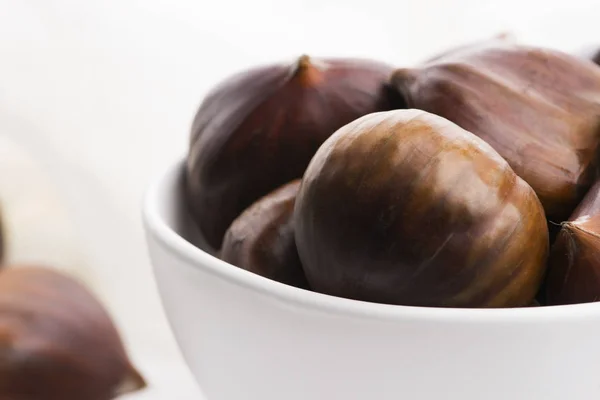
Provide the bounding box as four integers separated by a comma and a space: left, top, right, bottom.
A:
143, 159, 600, 400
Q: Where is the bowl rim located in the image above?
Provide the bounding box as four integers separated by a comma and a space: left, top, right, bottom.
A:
142, 157, 600, 323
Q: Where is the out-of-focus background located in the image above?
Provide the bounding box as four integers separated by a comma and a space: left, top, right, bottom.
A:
0, 0, 599, 398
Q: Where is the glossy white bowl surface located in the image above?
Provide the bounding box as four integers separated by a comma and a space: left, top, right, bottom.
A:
143, 159, 600, 400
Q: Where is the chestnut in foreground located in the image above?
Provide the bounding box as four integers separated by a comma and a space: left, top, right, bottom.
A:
0, 266, 146, 400
546, 181, 600, 305
221, 180, 309, 289
187, 54, 402, 249
294, 110, 549, 308
391, 40, 600, 224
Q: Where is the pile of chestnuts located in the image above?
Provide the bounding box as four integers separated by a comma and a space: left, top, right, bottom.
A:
186, 36, 600, 308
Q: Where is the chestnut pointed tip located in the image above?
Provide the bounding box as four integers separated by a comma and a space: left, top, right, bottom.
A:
296, 54, 312, 70
290, 54, 325, 86
390, 68, 418, 86
113, 364, 148, 397
390, 68, 418, 107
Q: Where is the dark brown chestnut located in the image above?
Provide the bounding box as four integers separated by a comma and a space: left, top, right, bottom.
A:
187, 54, 403, 249
0, 266, 146, 400
391, 40, 600, 225
221, 179, 308, 289
546, 180, 600, 305
294, 109, 549, 308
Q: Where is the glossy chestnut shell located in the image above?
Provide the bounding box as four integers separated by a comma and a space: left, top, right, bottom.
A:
187, 55, 402, 249
546, 180, 600, 305
294, 109, 549, 308
221, 180, 308, 289
391, 40, 600, 224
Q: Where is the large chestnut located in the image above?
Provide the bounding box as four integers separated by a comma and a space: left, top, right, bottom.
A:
391, 40, 600, 224
546, 180, 600, 305
221, 179, 308, 289
294, 109, 549, 308
187, 55, 403, 249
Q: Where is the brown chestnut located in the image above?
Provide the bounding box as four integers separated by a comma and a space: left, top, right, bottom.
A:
294, 109, 549, 308
0, 266, 146, 400
187, 54, 403, 249
221, 179, 308, 289
391, 40, 600, 224
546, 180, 600, 305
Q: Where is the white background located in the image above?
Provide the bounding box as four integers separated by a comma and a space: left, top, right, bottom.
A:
0, 0, 599, 398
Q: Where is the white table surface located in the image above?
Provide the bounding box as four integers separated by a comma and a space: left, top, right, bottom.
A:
1, 0, 599, 398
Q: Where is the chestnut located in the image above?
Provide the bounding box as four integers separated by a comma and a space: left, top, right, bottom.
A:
221, 179, 308, 289
294, 109, 549, 308
0, 266, 146, 400
187, 54, 403, 249
546, 180, 600, 305
391, 40, 600, 225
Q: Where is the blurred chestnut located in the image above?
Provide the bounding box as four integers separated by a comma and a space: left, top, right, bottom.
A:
0, 266, 146, 400
391, 40, 600, 224
221, 179, 308, 289
546, 180, 600, 305
187, 54, 404, 249
294, 109, 549, 308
